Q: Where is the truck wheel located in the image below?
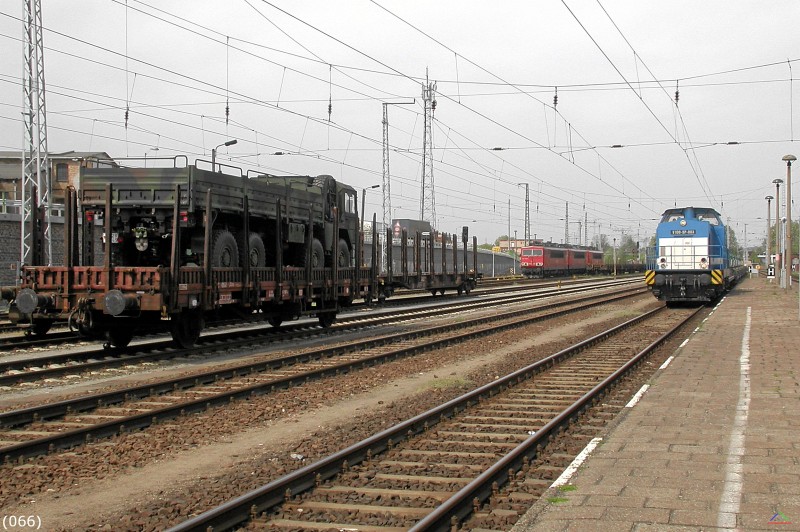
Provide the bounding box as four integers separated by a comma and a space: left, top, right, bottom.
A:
245, 233, 266, 268
311, 238, 324, 268
337, 239, 351, 268
212, 230, 239, 268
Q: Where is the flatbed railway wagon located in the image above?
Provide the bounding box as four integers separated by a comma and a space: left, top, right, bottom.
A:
4, 157, 478, 348
645, 206, 746, 303
10, 156, 365, 347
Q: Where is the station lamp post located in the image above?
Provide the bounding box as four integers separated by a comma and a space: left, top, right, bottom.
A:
212, 139, 237, 172
783, 154, 796, 288
773, 178, 784, 286
765, 195, 773, 268
361, 184, 380, 234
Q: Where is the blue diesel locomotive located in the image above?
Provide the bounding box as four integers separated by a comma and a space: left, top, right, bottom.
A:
645, 207, 746, 303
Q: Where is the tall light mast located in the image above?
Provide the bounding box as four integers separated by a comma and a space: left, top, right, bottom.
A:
420, 70, 436, 227
381, 100, 414, 271
21, 0, 52, 270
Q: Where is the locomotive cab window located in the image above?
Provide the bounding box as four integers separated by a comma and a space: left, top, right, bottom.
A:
522, 249, 543, 256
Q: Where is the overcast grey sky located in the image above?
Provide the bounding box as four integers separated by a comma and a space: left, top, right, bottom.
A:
2, 1, 798, 248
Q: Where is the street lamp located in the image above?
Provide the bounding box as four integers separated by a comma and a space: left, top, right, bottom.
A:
612, 237, 617, 276
783, 154, 796, 288
211, 139, 237, 172
361, 184, 380, 234
766, 195, 773, 268
774, 178, 783, 286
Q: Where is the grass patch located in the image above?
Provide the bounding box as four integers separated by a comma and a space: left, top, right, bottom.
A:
547, 497, 569, 504
558, 485, 578, 492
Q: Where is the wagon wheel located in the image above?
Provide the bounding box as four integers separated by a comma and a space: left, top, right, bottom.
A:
28, 319, 52, 337
212, 230, 239, 268
317, 312, 336, 328
170, 310, 204, 348
105, 326, 134, 349
267, 316, 283, 328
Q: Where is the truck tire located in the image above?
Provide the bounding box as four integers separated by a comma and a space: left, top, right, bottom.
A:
212, 230, 239, 268
311, 238, 324, 268
337, 238, 351, 268
244, 233, 266, 268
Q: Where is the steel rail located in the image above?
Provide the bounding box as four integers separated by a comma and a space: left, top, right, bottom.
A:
168, 305, 699, 532
0, 276, 631, 350
0, 288, 644, 463
0, 279, 637, 386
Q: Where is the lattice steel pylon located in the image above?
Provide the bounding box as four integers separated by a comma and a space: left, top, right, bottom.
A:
21, 0, 52, 271
382, 104, 391, 231
420, 71, 436, 228
564, 202, 569, 244
518, 182, 530, 243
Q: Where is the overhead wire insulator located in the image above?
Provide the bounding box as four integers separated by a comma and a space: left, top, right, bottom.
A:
225, 103, 230, 125
674, 80, 679, 106
328, 64, 333, 121
553, 87, 558, 109
124, 107, 129, 129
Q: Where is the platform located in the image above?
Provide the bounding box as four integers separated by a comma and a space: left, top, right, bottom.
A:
513, 275, 800, 531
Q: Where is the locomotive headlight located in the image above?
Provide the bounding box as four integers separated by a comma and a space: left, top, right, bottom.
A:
699, 257, 709, 269
658, 257, 668, 269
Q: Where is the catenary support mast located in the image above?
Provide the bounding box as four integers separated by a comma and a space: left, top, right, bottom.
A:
21, 0, 52, 272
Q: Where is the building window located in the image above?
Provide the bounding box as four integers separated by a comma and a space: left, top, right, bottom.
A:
56, 163, 68, 182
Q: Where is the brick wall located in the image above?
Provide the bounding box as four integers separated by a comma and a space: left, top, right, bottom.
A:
0, 217, 66, 286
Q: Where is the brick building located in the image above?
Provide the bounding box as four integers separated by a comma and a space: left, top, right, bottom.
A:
0, 152, 116, 286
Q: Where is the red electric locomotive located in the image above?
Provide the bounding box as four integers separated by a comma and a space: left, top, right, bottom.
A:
519, 243, 604, 278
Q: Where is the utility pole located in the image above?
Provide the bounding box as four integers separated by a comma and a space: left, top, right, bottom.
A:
564, 202, 569, 245
420, 70, 437, 228
584, 212, 588, 247
21, 0, 52, 271
518, 183, 529, 243
382, 100, 414, 273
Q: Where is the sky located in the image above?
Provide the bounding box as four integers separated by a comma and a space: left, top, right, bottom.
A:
1, 1, 799, 250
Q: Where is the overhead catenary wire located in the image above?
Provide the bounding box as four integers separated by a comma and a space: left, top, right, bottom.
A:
0, 4, 788, 239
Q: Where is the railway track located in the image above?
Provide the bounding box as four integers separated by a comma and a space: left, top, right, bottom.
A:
168, 305, 701, 531
0, 276, 635, 351
0, 278, 639, 387
0, 284, 645, 464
